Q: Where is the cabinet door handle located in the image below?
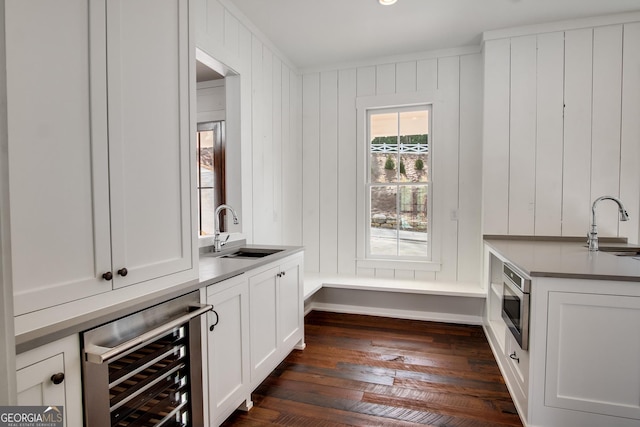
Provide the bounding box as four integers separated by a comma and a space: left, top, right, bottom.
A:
281, 271, 286, 276
117, 268, 128, 277
50, 372, 65, 385
102, 272, 113, 281
509, 351, 519, 363
276, 273, 281, 278
209, 310, 220, 332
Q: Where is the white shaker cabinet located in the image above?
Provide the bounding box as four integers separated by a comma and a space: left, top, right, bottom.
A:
202, 251, 305, 426
206, 275, 252, 426
16, 335, 83, 427
543, 291, 640, 423
6, 0, 195, 316
249, 253, 305, 388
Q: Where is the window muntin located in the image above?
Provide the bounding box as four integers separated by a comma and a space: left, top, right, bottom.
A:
367, 106, 430, 259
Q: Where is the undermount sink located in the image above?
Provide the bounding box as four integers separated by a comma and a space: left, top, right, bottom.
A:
219, 247, 283, 259
596, 246, 640, 257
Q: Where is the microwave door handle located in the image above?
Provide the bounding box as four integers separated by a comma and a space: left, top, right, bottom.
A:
84, 303, 213, 364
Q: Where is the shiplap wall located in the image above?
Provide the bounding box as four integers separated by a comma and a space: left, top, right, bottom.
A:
194, 0, 303, 247
483, 20, 640, 241
302, 52, 483, 284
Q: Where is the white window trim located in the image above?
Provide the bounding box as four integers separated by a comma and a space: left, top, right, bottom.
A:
355, 91, 441, 270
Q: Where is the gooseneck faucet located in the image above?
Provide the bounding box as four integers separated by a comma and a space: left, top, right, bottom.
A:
588, 196, 629, 251
213, 204, 239, 252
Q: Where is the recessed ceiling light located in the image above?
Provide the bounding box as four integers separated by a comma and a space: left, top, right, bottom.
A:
379, 0, 397, 5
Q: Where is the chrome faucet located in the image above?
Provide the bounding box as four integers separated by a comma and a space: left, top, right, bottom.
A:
213, 204, 239, 252
588, 196, 629, 251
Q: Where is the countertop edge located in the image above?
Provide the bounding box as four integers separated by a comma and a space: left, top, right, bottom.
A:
16, 245, 304, 354
485, 238, 640, 282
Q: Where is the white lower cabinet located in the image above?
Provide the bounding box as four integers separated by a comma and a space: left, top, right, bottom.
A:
543, 291, 640, 423
206, 274, 251, 427
16, 335, 82, 427
205, 252, 304, 426
485, 246, 640, 427
249, 254, 305, 387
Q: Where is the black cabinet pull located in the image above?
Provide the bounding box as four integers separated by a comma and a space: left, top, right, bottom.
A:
281, 271, 286, 276
117, 268, 128, 277
509, 351, 519, 363
51, 372, 65, 385
209, 310, 220, 332
102, 272, 113, 281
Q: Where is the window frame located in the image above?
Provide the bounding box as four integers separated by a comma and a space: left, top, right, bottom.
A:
365, 105, 433, 262
354, 91, 441, 273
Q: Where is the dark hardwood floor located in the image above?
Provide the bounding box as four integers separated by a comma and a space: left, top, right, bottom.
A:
221, 311, 523, 426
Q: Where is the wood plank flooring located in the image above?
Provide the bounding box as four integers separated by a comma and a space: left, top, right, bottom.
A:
221, 311, 523, 426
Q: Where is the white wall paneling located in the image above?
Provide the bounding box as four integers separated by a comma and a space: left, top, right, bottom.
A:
376, 63, 396, 95
417, 59, 437, 95
319, 71, 339, 274
396, 61, 417, 93
535, 32, 564, 236
590, 25, 623, 237
196, 0, 303, 247
482, 39, 511, 235
281, 66, 302, 246
508, 35, 537, 235
336, 69, 358, 275
238, 23, 254, 241
196, 79, 225, 123
457, 53, 483, 284
304, 52, 483, 287
434, 56, 460, 282
484, 18, 640, 242
562, 28, 593, 237
272, 57, 283, 242
302, 73, 321, 271
620, 23, 640, 243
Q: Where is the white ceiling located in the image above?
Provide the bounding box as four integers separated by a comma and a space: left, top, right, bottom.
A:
228, 0, 640, 70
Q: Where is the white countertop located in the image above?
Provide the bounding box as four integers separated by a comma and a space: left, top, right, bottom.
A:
485, 238, 640, 282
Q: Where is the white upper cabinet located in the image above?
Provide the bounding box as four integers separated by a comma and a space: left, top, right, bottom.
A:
105, 0, 193, 289
6, 0, 194, 315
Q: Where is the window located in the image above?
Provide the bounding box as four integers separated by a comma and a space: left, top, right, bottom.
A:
196, 121, 226, 236
367, 106, 431, 259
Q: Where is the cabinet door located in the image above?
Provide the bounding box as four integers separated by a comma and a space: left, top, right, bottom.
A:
6, 0, 112, 315
278, 258, 303, 350
17, 354, 65, 408
249, 266, 279, 383
106, 0, 194, 288
16, 335, 83, 427
207, 280, 250, 425
545, 291, 640, 420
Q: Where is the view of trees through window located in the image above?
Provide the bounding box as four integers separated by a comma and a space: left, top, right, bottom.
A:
368, 107, 430, 258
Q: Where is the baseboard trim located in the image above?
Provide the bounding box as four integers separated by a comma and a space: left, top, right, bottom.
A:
307, 302, 483, 325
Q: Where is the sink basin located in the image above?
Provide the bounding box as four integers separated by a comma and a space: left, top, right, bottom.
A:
220, 247, 283, 259
596, 246, 640, 257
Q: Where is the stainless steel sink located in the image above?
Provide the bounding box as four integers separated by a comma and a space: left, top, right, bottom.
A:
220, 247, 283, 259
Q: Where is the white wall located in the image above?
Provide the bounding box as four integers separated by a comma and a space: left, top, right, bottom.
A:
196, 79, 225, 123
194, 0, 303, 247
483, 16, 640, 242
301, 52, 484, 285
